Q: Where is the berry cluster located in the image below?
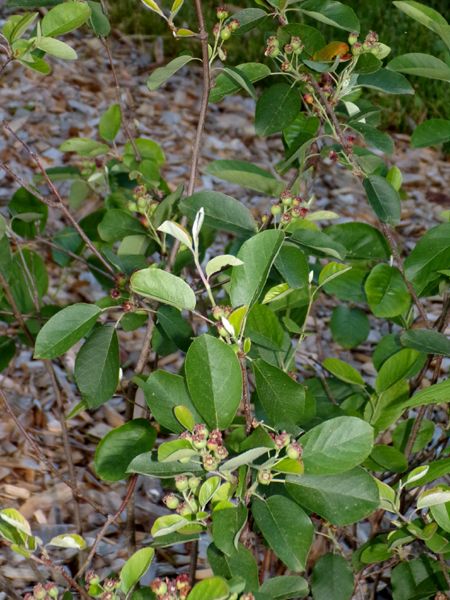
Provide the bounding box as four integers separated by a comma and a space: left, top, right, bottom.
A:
349, 30, 386, 59
211, 8, 240, 61
150, 574, 190, 599
182, 424, 229, 471
270, 189, 309, 226
257, 431, 303, 486
85, 571, 120, 599
24, 583, 58, 600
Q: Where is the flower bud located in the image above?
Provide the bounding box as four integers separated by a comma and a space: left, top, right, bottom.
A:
258, 469, 273, 486
163, 493, 180, 510
175, 475, 189, 492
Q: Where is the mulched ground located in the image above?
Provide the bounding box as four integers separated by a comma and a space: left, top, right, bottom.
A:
0, 32, 449, 598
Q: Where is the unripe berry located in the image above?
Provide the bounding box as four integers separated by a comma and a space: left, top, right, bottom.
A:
220, 26, 231, 41
287, 441, 302, 460
216, 6, 228, 20
348, 32, 359, 45
110, 288, 120, 299
281, 212, 292, 224
103, 578, 118, 592
284, 43, 294, 54
303, 93, 314, 105
352, 42, 363, 55
44, 583, 58, 599
86, 571, 100, 585
151, 578, 168, 595
32, 584, 46, 600
265, 44, 280, 58
163, 493, 180, 510
258, 469, 273, 486
215, 445, 229, 460
188, 476, 201, 493
290, 36, 303, 53
175, 475, 189, 492
203, 453, 219, 471
280, 190, 293, 206
271, 204, 282, 216
281, 60, 291, 72
229, 19, 240, 32
122, 301, 133, 312
274, 431, 290, 449
177, 502, 192, 517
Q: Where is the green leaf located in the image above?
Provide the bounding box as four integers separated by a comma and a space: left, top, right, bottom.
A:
275, 244, 309, 289
350, 123, 394, 154
411, 119, 450, 147
403, 379, 450, 409
322, 358, 365, 386
95, 419, 156, 481
127, 451, 204, 478
388, 53, 450, 81
207, 543, 259, 593
41, 0, 91, 36
180, 191, 257, 237
187, 577, 230, 600
120, 547, 155, 594
393, 1, 450, 50
252, 496, 313, 572
290, 228, 346, 259
3, 12, 38, 43
34, 37, 77, 60
405, 223, 450, 295
391, 556, 445, 600
206, 160, 284, 197
255, 83, 300, 137
230, 230, 284, 308
158, 220, 192, 250
47, 533, 86, 550
212, 504, 248, 556
260, 576, 309, 600
325, 222, 389, 260
318, 262, 351, 287
311, 553, 354, 600
330, 306, 370, 349
34, 303, 100, 359
365, 264, 411, 318
299, 0, 360, 32
210, 62, 270, 103
98, 209, 147, 242
229, 8, 268, 34
375, 348, 425, 393
141, 370, 200, 433
220, 66, 257, 100
245, 304, 285, 351
9, 249, 48, 314
301, 416, 374, 474
367, 444, 407, 473
401, 329, 450, 357
60, 138, 109, 157
74, 325, 119, 409
363, 175, 401, 225
286, 467, 379, 525
87, 0, 110, 36
130, 268, 196, 311
253, 359, 312, 430
357, 68, 414, 94
205, 255, 243, 279
99, 104, 121, 142
147, 54, 195, 90
185, 334, 242, 429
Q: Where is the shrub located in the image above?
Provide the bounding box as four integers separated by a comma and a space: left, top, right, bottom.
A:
0, 1, 449, 599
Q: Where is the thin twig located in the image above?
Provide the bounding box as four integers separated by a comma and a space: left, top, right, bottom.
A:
101, 37, 141, 161
308, 76, 429, 326
239, 352, 252, 434
29, 553, 91, 600
166, 0, 210, 270
76, 474, 138, 578
0, 387, 105, 516
189, 541, 199, 587
1, 123, 114, 275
